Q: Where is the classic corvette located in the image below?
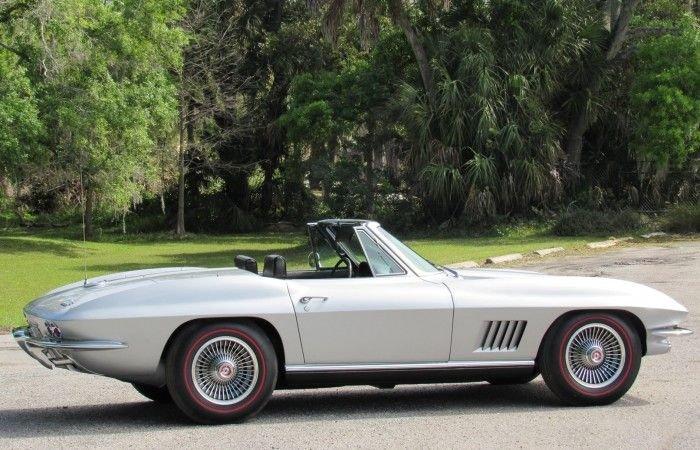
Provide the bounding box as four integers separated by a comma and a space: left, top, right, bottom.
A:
13, 219, 692, 423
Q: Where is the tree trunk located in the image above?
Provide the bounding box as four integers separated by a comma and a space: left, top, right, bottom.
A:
258, 0, 287, 221
260, 157, 277, 219
564, 0, 639, 179
388, 0, 435, 109
260, 80, 287, 220
84, 184, 94, 240
606, 0, 640, 61
564, 107, 588, 178
176, 90, 187, 237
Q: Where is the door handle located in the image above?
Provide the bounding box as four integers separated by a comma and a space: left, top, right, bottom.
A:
299, 296, 327, 304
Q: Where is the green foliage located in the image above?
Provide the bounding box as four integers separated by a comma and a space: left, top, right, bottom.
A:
552, 209, 648, 236
630, 14, 700, 168
663, 203, 700, 233
397, 0, 594, 221
320, 156, 370, 218
0, 49, 43, 177
1, 0, 698, 233
2, 0, 185, 220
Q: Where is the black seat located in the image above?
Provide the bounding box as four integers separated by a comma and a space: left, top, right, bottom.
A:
234, 255, 258, 274
357, 261, 373, 277
263, 254, 287, 278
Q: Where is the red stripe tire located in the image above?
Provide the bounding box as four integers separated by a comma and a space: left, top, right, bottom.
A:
540, 313, 641, 406
166, 321, 278, 424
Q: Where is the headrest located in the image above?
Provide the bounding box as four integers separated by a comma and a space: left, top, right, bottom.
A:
263, 254, 287, 278
234, 255, 258, 274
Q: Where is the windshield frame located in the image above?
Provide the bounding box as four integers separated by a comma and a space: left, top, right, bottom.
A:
365, 223, 441, 276
307, 220, 440, 277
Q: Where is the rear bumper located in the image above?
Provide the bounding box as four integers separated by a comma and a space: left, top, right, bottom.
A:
12, 326, 127, 372
647, 326, 693, 355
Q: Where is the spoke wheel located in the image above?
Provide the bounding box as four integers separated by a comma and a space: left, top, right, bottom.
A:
539, 313, 641, 406
565, 323, 626, 389
191, 336, 259, 405
166, 321, 278, 424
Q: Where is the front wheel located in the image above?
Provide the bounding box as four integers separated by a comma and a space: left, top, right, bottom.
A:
540, 313, 641, 406
166, 321, 278, 424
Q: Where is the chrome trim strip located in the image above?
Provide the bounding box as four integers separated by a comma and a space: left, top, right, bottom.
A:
651, 326, 693, 337
285, 360, 535, 373
12, 327, 127, 350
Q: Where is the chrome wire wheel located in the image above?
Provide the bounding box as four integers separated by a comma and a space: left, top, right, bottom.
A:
565, 323, 626, 389
191, 336, 259, 405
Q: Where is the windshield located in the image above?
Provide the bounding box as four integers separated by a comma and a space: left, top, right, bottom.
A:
375, 227, 440, 273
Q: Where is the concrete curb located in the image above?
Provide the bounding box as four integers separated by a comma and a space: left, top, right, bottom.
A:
447, 261, 479, 269
534, 247, 564, 257
485, 253, 523, 264
641, 232, 667, 239
587, 240, 618, 249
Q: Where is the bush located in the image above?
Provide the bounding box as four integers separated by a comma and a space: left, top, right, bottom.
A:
663, 204, 700, 233
552, 209, 647, 236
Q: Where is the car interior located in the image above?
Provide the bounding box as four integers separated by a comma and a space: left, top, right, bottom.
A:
233, 223, 383, 280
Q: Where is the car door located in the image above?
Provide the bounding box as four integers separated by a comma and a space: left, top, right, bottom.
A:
286, 228, 454, 365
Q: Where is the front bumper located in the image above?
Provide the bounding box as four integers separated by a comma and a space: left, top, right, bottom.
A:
12, 326, 127, 372
647, 326, 693, 355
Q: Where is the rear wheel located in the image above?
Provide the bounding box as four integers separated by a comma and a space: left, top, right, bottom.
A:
166, 321, 278, 424
132, 383, 172, 403
540, 313, 641, 406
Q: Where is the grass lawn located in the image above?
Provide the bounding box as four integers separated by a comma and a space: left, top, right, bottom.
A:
0, 226, 596, 328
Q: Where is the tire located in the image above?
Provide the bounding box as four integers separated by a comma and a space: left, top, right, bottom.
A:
166, 321, 278, 424
486, 372, 539, 385
540, 313, 641, 406
132, 382, 173, 403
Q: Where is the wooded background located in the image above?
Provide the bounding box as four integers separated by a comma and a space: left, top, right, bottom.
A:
0, 0, 698, 237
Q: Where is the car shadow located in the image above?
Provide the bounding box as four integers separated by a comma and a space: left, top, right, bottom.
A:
0, 381, 649, 438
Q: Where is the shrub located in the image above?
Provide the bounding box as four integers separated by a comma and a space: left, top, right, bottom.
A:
552, 209, 647, 236
663, 203, 700, 233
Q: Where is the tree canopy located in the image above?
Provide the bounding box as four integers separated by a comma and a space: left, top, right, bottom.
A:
0, 0, 697, 235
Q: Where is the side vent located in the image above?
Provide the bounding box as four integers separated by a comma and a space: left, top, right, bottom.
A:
479, 320, 527, 352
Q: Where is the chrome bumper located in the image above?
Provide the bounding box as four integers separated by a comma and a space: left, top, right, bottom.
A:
12, 326, 127, 372
647, 326, 693, 355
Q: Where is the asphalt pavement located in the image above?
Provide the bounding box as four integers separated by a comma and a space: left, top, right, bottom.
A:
0, 241, 698, 448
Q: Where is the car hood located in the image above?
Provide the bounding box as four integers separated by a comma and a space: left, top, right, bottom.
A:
440, 267, 687, 314
452, 267, 544, 279
24, 267, 250, 317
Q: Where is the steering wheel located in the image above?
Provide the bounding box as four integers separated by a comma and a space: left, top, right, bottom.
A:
330, 257, 353, 278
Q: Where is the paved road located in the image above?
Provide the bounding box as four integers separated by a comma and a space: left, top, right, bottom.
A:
1, 242, 698, 448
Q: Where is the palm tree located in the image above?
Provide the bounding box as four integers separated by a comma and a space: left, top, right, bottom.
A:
564, 0, 641, 179
398, 0, 591, 222
315, 0, 436, 108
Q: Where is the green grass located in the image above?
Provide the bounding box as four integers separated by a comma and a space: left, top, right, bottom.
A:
0, 226, 594, 328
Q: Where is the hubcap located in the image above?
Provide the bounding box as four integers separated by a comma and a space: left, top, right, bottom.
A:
565, 323, 626, 388
213, 360, 237, 382
584, 345, 605, 367
191, 336, 259, 405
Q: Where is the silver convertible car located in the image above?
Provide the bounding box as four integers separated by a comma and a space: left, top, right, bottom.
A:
13, 219, 692, 423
